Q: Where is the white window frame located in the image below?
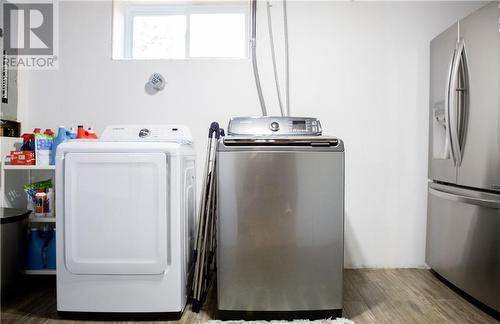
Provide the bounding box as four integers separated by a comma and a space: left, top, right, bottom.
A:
123, 2, 250, 60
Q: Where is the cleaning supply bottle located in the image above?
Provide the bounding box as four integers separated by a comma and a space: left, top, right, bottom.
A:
34, 191, 46, 216
20, 133, 35, 151
34, 131, 53, 166
76, 125, 98, 139
76, 125, 86, 139
66, 127, 76, 139
87, 127, 98, 139
45, 188, 54, 217
50, 126, 69, 165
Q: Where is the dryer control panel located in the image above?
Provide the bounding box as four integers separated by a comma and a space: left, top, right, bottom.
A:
100, 125, 192, 143
227, 117, 322, 136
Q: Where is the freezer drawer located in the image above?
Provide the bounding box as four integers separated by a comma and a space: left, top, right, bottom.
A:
426, 183, 500, 312
217, 150, 344, 312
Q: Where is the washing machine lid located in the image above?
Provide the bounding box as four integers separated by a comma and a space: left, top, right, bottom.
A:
222, 136, 340, 147
223, 117, 344, 151
63, 151, 168, 275
100, 125, 192, 144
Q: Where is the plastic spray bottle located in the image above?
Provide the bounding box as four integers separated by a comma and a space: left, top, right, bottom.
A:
50, 126, 69, 165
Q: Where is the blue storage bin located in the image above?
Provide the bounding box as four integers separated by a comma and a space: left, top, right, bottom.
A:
26, 228, 54, 270
46, 229, 56, 269
25, 229, 45, 270
39, 228, 53, 269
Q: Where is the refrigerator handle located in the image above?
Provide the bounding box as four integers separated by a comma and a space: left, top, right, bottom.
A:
456, 41, 469, 164
448, 39, 467, 166
445, 45, 458, 166
429, 186, 500, 209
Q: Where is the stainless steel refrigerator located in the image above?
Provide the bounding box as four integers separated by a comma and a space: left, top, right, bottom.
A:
427, 1, 500, 314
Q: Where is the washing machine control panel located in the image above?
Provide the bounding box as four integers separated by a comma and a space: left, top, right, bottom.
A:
228, 117, 322, 136
101, 125, 193, 143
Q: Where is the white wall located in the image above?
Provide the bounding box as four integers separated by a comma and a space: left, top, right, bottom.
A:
17, 1, 484, 268
0, 3, 18, 121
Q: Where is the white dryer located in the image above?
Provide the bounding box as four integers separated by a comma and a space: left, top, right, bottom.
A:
56, 125, 196, 318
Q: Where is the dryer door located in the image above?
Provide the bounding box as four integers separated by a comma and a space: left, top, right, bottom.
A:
63, 152, 168, 275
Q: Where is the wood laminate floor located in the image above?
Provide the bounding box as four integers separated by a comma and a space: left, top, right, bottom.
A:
1, 269, 498, 324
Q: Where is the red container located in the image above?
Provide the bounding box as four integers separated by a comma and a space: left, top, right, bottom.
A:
76, 125, 97, 139
10, 150, 36, 165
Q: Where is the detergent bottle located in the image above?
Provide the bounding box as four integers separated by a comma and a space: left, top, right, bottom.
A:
66, 127, 76, 139
76, 125, 98, 139
87, 127, 98, 139
20, 133, 35, 151
76, 125, 86, 139
34, 131, 53, 166
50, 126, 69, 165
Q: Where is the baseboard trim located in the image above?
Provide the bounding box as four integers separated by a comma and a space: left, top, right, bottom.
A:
343, 265, 430, 270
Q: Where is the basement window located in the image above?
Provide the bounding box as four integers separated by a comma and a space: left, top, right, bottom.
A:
112, 1, 249, 60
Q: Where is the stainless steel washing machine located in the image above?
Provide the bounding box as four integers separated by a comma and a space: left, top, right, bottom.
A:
216, 116, 344, 319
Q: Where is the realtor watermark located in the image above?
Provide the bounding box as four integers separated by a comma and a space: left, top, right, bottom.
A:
2, 1, 58, 70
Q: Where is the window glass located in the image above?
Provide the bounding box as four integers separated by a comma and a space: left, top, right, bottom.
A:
189, 13, 246, 58
132, 15, 186, 59
112, 2, 249, 60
